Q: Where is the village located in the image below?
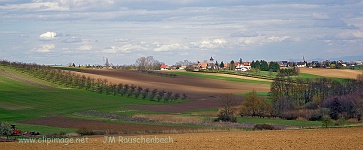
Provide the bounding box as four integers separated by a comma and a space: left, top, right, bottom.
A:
160, 56, 363, 72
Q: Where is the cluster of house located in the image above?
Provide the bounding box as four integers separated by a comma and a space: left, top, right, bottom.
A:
278, 59, 363, 69
160, 56, 363, 71
161, 57, 251, 71
194, 57, 251, 71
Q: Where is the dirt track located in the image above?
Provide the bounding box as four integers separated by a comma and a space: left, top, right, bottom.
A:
300, 68, 362, 79
2, 127, 362, 150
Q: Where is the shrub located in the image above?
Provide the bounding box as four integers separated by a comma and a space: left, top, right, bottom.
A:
308, 108, 330, 121
0, 122, 12, 136
253, 124, 275, 130
281, 111, 298, 120
76, 127, 95, 136
214, 115, 237, 123
322, 116, 333, 128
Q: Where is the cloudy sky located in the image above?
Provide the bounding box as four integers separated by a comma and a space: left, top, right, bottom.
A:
1, 0, 363, 65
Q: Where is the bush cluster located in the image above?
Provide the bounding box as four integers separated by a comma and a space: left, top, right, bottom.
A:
253, 124, 275, 130
139, 70, 177, 78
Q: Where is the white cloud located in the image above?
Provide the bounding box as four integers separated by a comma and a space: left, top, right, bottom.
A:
266, 36, 290, 42
101, 45, 133, 53
78, 44, 92, 51
114, 38, 130, 42
199, 39, 227, 49
32, 44, 55, 53
231, 31, 259, 37
39, 32, 58, 41
62, 36, 82, 43
154, 43, 188, 52
312, 13, 330, 20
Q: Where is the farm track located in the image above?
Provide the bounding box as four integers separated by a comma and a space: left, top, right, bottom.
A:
2, 127, 363, 149
69, 69, 269, 112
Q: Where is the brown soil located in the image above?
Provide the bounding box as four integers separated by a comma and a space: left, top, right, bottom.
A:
300, 68, 362, 79
18, 116, 196, 134
69, 69, 268, 112
2, 127, 363, 150
73, 69, 270, 98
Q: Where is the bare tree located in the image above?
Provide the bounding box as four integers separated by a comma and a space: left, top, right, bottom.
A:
135, 56, 163, 70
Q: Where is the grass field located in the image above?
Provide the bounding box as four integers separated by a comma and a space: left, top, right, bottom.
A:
172, 71, 271, 84
237, 117, 322, 127
0, 74, 175, 122
1, 65, 361, 136
0, 66, 190, 134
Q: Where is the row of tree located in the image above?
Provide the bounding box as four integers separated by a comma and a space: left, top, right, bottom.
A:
0, 60, 187, 102
251, 60, 280, 72
139, 70, 177, 78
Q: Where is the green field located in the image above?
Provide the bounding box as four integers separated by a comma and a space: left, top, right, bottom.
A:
0, 66, 190, 134
172, 71, 271, 84
237, 117, 322, 127
1, 65, 359, 135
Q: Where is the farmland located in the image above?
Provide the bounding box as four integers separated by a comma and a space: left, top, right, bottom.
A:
1, 63, 363, 149
300, 68, 362, 79
2, 128, 363, 150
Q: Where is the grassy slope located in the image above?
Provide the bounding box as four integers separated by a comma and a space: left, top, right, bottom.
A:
0, 66, 193, 134
0, 75, 169, 122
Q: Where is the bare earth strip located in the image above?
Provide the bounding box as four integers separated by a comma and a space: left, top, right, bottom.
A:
17, 116, 195, 134
300, 68, 362, 79
2, 127, 363, 150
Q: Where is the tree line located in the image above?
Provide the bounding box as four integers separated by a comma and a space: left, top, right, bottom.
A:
269, 72, 363, 121
0, 60, 187, 102
251, 60, 280, 72
139, 70, 177, 78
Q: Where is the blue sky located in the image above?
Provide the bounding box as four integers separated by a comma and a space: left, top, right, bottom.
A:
1, 0, 362, 65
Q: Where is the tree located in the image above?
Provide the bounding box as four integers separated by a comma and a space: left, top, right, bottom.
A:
230, 60, 235, 70
216, 94, 237, 122
220, 61, 224, 69
260, 60, 269, 71
149, 89, 158, 101
322, 116, 332, 128
142, 88, 150, 99
240, 91, 270, 118
269, 61, 280, 72
157, 90, 165, 101
134, 86, 143, 98
135, 56, 163, 70
164, 92, 173, 102
0, 122, 12, 137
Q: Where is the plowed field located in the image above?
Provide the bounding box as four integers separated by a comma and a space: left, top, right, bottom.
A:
72, 69, 270, 98
69, 69, 269, 112
2, 127, 362, 150
300, 68, 362, 79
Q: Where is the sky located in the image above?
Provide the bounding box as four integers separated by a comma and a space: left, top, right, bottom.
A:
1, 0, 363, 65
